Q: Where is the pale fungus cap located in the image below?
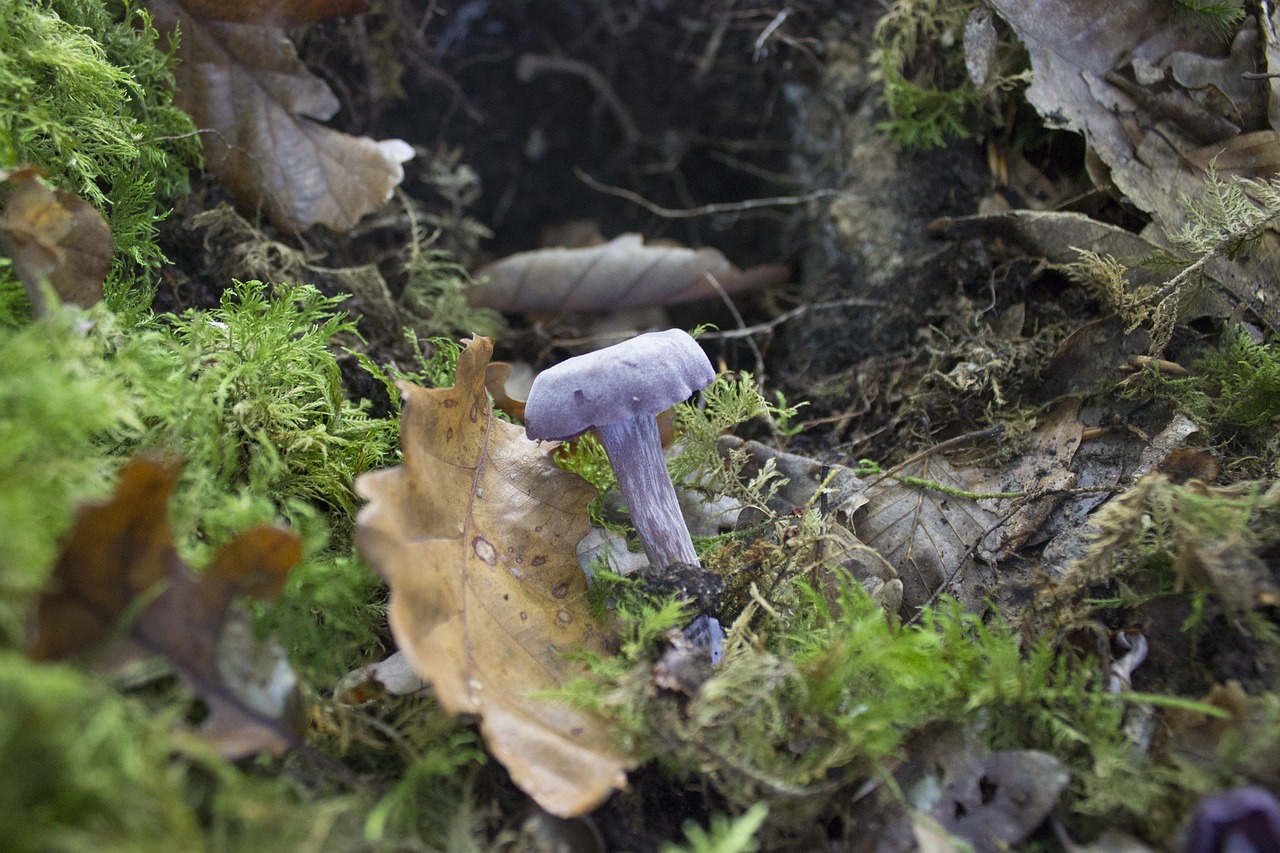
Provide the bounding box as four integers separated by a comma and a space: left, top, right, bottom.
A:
524, 329, 715, 441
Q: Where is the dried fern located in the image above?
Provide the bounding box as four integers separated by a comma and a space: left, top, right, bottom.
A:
1066, 168, 1280, 354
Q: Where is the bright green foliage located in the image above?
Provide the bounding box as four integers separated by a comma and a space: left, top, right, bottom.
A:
0, 0, 200, 316
879, 78, 981, 149
0, 652, 204, 852
671, 372, 800, 500
1175, 0, 1248, 37
874, 0, 983, 149
0, 283, 398, 646
0, 308, 136, 640
266, 553, 388, 686
400, 244, 505, 340
361, 717, 488, 850
564, 573, 1229, 839
163, 281, 396, 549
1128, 328, 1280, 433
0, 650, 419, 852
661, 803, 768, 853
0, 287, 489, 848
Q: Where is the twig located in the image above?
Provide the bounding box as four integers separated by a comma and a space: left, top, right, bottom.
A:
754, 8, 791, 61
575, 167, 837, 218
702, 272, 765, 378
517, 54, 641, 148
695, 298, 886, 340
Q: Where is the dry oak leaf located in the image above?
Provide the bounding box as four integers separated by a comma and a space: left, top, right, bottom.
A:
355, 336, 632, 818
147, 0, 412, 233
28, 456, 306, 759
470, 233, 789, 314
0, 167, 110, 312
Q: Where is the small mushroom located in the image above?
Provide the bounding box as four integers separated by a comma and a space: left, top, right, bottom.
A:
524, 329, 715, 569
1185, 786, 1280, 853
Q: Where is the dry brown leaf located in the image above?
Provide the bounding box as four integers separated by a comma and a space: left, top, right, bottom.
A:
148, 0, 412, 233
28, 456, 305, 759
470, 233, 789, 314
853, 456, 1001, 613
987, 0, 1232, 229
355, 336, 631, 818
0, 167, 110, 312
931, 751, 1070, 853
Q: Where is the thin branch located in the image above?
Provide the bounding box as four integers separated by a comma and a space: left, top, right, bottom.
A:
575, 167, 837, 218
696, 298, 886, 340
703, 272, 765, 378
517, 54, 641, 148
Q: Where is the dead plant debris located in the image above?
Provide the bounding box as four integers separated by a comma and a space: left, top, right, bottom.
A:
5, 0, 1280, 850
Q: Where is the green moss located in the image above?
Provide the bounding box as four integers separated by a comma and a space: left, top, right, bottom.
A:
874, 0, 985, 150
0, 285, 491, 848
268, 552, 388, 687
0, 0, 200, 316
1127, 328, 1280, 433
661, 803, 768, 853
0, 652, 203, 853
162, 281, 397, 551
0, 283, 398, 648
0, 307, 139, 641
564, 571, 1241, 842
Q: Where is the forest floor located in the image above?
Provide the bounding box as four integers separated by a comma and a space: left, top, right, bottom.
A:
4, 1, 1280, 851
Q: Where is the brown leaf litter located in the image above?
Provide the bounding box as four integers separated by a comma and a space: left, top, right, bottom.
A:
355, 335, 632, 818
28, 456, 306, 759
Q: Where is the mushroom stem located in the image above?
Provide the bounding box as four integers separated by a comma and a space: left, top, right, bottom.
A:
593, 415, 699, 569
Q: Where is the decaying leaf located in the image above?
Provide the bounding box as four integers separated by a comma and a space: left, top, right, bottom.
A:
148, 0, 413, 233
470, 233, 789, 314
931, 751, 1070, 853
987, 0, 1225, 228
28, 456, 305, 759
854, 455, 1002, 613
355, 336, 632, 818
0, 167, 110, 313
979, 400, 1082, 557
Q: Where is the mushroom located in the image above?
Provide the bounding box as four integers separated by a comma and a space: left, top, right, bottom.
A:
1185, 787, 1280, 853
523, 329, 715, 569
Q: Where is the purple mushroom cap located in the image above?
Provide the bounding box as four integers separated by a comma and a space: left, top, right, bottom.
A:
524, 329, 715, 441
523, 329, 715, 570
1185, 786, 1280, 853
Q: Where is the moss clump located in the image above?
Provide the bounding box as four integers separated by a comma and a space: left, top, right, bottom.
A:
874, 0, 987, 149
0, 282, 397, 648
0, 282, 500, 849
0, 652, 204, 852
566, 562, 1279, 845
0, 0, 200, 318
1126, 328, 1280, 434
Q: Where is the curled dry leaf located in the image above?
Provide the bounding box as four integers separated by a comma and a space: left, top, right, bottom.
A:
355, 336, 632, 818
28, 456, 305, 759
148, 0, 413, 233
470, 233, 789, 314
0, 167, 110, 312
